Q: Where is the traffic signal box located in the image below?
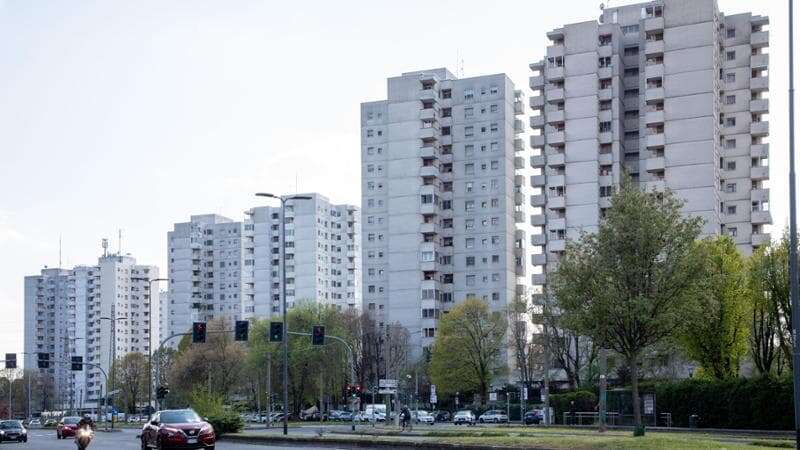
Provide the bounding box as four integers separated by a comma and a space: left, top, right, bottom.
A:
192, 322, 207, 343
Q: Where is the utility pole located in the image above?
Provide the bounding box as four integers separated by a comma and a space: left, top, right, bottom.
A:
788, 2, 799, 450
599, 348, 607, 432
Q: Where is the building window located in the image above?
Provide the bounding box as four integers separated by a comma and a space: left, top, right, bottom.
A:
726, 28, 736, 39
600, 186, 613, 197
465, 144, 474, 157
726, 161, 737, 171
726, 50, 736, 61
464, 107, 474, 118
725, 95, 736, 105
726, 73, 736, 83
599, 121, 612, 132
725, 117, 736, 127
465, 163, 475, 175
465, 126, 474, 137
725, 139, 736, 149
441, 89, 451, 99
464, 88, 474, 100
466, 256, 475, 267
490, 104, 498, 113
727, 205, 737, 215
490, 85, 498, 95
466, 275, 475, 286
621, 24, 640, 35
441, 107, 451, 117
725, 182, 737, 193
624, 46, 639, 56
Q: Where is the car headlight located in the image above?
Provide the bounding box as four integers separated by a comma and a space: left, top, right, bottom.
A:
199, 424, 213, 434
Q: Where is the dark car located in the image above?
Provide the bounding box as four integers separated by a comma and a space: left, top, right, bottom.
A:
141, 409, 215, 450
56, 416, 81, 439
0, 420, 28, 443
524, 409, 543, 425
433, 410, 451, 422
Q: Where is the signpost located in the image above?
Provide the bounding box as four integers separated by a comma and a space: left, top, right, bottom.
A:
430, 385, 437, 405
489, 392, 497, 402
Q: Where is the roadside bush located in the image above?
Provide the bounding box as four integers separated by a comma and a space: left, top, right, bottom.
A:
549, 390, 597, 424
189, 388, 244, 435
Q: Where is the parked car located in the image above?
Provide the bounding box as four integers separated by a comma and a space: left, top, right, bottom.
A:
0, 420, 28, 443
338, 411, 354, 421
43, 419, 57, 428
478, 410, 509, 424
524, 409, 543, 425
433, 410, 451, 422
27, 419, 41, 428
453, 410, 476, 425
140, 409, 215, 450
412, 410, 434, 425
56, 416, 81, 439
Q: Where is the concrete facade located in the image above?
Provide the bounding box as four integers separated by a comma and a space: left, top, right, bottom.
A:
361, 68, 531, 357
166, 194, 360, 342
24, 254, 159, 409
528, 0, 770, 303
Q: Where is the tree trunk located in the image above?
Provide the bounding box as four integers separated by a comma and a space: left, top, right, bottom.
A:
630, 353, 642, 431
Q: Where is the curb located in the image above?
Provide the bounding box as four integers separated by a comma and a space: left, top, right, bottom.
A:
221, 433, 555, 450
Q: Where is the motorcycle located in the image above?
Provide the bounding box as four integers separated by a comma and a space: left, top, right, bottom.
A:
75, 426, 94, 450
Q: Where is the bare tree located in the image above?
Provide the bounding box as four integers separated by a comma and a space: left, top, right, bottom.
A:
112, 353, 148, 414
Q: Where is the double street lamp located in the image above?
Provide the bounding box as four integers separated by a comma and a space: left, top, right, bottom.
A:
255, 192, 312, 436
146, 278, 167, 420
99, 315, 126, 427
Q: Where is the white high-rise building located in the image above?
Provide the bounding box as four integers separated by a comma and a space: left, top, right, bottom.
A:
24, 253, 160, 410
165, 194, 361, 341
360, 68, 531, 358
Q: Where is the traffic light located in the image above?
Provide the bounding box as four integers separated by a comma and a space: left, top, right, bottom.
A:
37, 353, 49, 369
312, 325, 325, 346
350, 384, 361, 398
235, 320, 249, 342
156, 386, 170, 399
269, 322, 283, 342
4, 353, 16, 369
192, 322, 207, 343
71, 356, 83, 371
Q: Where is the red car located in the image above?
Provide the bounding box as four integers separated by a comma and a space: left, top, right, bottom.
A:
140, 409, 215, 450
56, 416, 81, 439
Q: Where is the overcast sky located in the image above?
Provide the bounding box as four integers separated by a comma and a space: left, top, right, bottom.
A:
0, 0, 794, 354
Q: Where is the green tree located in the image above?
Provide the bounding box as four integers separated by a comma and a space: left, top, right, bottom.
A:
429, 297, 507, 405
749, 236, 793, 371
551, 182, 704, 431
112, 352, 148, 414
679, 237, 751, 379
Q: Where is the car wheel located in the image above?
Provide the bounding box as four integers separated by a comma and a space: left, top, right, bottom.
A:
479, 418, 483, 423
141, 437, 148, 450
205, 446, 215, 450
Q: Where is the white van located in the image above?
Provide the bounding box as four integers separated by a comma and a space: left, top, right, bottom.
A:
363, 404, 387, 421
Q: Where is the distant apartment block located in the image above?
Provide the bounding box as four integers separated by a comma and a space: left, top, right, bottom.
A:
24, 253, 160, 410
361, 68, 532, 356
166, 194, 360, 340
527, 0, 770, 298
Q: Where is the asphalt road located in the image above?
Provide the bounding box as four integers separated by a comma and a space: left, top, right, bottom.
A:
12, 428, 349, 450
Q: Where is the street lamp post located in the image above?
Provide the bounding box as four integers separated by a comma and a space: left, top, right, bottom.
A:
100, 316, 126, 428
256, 192, 312, 436
146, 277, 167, 420
787, 2, 799, 449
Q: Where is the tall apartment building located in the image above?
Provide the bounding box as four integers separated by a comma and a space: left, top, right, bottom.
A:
527, 0, 770, 297
166, 194, 360, 340
24, 253, 160, 410
361, 68, 531, 357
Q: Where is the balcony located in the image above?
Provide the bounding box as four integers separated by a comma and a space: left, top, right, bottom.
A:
420, 145, 437, 158
420, 261, 438, 273
532, 253, 547, 265
514, 191, 525, 205
750, 99, 769, 113
645, 156, 665, 172
645, 87, 665, 103
599, 131, 613, 144
644, 16, 664, 32
420, 222, 440, 235
531, 135, 545, 148
646, 133, 665, 149
532, 174, 546, 186
752, 233, 771, 247
547, 109, 565, 124
515, 156, 525, 169
751, 188, 770, 202
419, 165, 439, 177
751, 75, 769, 91
752, 210, 772, 224
515, 210, 525, 223
597, 67, 612, 80
598, 44, 612, 58
547, 131, 565, 145
599, 152, 613, 165
547, 152, 565, 167
751, 54, 769, 69
514, 138, 524, 152
532, 273, 547, 285
531, 234, 546, 245
530, 95, 545, 109
751, 143, 769, 158
514, 100, 524, 115
419, 108, 436, 121
419, 127, 437, 139
547, 174, 565, 187
531, 194, 546, 206
548, 239, 566, 253
531, 154, 546, 167
644, 40, 664, 56
531, 214, 546, 225
599, 197, 612, 209
548, 196, 565, 209
529, 75, 544, 89
420, 203, 436, 215
419, 89, 437, 102
751, 166, 769, 180
645, 110, 664, 125
645, 63, 664, 79
751, 30, 769, 48
548, 217, 566, 230
546, 66, 565, 81
598, 88, 613, 101
751, 121, 769, 136
547, 88, 565, 102
547, 44, 565, 58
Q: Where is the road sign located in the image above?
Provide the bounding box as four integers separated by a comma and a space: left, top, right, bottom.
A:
379, 379, 398, 389
522, 387, 528, 401
430, 393, 437, 404
489, 392, 497, 402
378, 388, 397, 395
430, 385, 436, 395
644, 395, 654, 415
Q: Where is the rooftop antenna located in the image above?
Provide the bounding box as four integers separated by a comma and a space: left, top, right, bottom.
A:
102, 238, 109, 257
118, 229, 122, 255
58, 234, 62, 268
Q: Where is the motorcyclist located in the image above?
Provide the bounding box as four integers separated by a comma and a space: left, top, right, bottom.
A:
75, 415, 95, 450
77, 414, 96, 431
400, 406, 411, 431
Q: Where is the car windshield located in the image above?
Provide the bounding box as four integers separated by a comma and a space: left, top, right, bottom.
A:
160, 410, 202, 423
0, 421, 21, 429
62, 417, 80, 425
456, 410, 471, 415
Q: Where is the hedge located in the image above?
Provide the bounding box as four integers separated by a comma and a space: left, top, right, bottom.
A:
651, 377, 793, 430
549, 390, 597, 424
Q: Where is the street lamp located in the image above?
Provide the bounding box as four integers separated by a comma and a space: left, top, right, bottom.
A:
255, 192, 312, 436
146, 277, 167, 419
100, 315, 126, 428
